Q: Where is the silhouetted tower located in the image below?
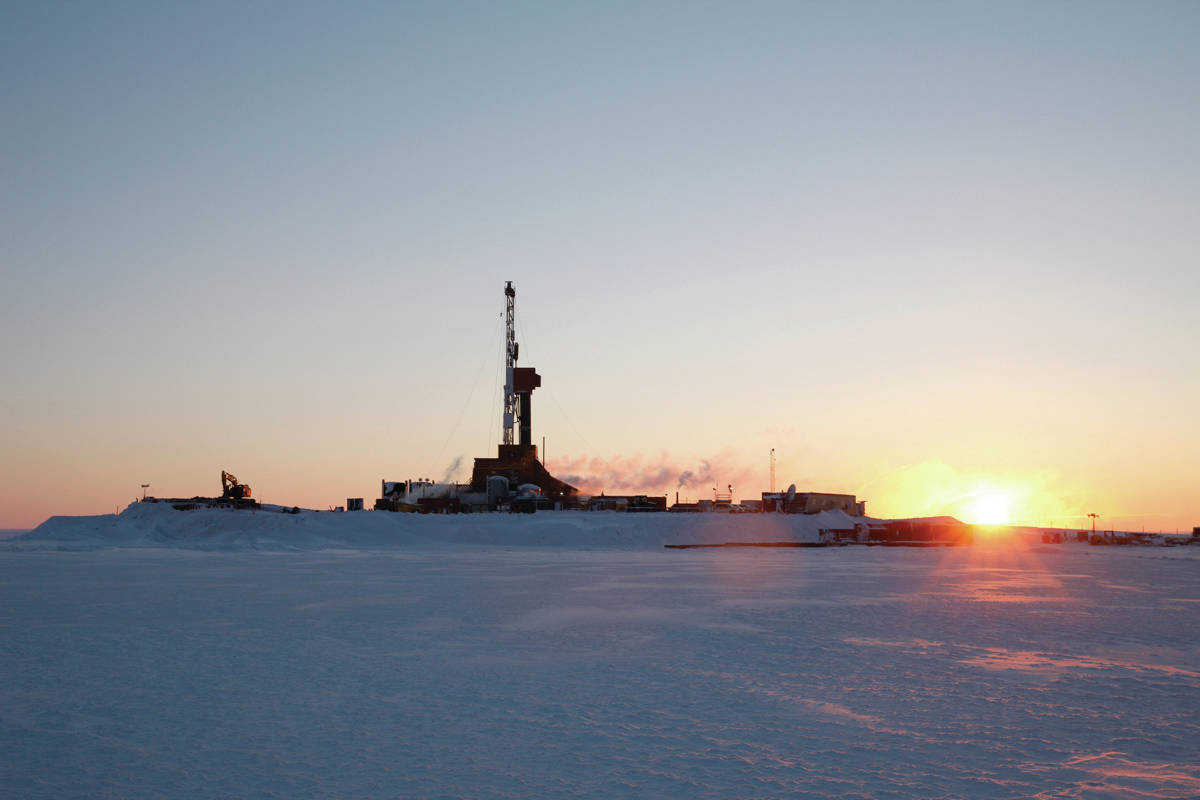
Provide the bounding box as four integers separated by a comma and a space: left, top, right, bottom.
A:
770, 449, 776, 494
503, 282, 517, 445
469, 282, 578, 500
500, 281, 541, 448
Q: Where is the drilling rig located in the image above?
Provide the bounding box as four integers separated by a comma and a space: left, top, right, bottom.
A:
500, 280, 543, 449
467, 281, 578, 507
503, 281, 517, 445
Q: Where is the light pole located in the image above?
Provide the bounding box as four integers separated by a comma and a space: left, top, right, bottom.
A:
141, 484, 150, 501
1088, 513, 1099, 534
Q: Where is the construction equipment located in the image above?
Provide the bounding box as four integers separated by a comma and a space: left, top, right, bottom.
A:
221, 470, 252, 501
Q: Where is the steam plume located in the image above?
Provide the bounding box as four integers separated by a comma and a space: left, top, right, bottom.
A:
442, 455, 464, 483
546, 450, 757, 498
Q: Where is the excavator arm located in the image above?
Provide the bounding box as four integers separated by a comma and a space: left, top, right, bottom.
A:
220, 470, 251, 500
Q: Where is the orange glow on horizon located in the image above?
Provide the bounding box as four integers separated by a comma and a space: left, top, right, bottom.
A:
861, 460, 1089, 529
963, 488, 1013, 525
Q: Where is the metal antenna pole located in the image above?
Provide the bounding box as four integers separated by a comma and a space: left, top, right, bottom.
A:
770, 449, 775, 494
502, 282, 517, 445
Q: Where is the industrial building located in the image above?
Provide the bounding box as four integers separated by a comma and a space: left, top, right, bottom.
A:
761, 489, 866, 516
817, 517, 973, 545
588, 494, 668, 512
467, 444, 577, 503
871, 517, 973, 545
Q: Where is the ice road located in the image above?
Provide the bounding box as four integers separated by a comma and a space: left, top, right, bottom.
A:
2, 544, 1198, 799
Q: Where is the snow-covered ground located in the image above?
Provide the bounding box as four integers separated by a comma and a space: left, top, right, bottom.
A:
9, 500, 868, 551
3, 507, 1198, 798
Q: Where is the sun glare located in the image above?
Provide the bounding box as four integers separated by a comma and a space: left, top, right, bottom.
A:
966, 490, 1013, 525
864, 461, 1078, 528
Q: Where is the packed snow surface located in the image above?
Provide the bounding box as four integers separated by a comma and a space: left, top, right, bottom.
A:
11, 500, 862, 551
3, 507, 1198, 799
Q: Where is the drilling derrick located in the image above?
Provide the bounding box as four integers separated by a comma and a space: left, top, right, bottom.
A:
469, 281, 578, 504
503, 281, 517, 445
500, 281, 541, 447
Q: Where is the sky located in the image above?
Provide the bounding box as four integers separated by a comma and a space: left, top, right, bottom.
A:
2, 1, 1198, 531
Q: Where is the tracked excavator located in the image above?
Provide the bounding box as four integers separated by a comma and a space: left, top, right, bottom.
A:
220, 470, 252, 501
143, 471, 259, 512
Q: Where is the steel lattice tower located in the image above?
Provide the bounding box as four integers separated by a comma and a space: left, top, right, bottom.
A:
502, 281, 517, 445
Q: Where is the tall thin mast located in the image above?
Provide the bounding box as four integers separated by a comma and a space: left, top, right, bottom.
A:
502, 281, 517, 445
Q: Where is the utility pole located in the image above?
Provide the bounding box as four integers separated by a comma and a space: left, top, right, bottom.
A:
1088, 513, 1099, 534
770, 448, 775, 494
502, 282, 517, 445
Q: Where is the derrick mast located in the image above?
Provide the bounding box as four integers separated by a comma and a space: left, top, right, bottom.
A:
467, 280, 577, 502
503, 281, 518, 445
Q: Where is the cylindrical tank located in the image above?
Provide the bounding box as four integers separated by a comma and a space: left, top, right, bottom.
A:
487, 475, 509, 506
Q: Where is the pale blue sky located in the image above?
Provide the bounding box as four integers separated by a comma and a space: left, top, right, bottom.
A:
2, 2, 1198, 528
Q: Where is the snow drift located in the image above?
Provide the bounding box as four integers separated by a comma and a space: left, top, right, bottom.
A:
7, 500, 867, 552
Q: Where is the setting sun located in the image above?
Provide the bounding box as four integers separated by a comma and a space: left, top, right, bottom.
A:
965, 490, 1013, 525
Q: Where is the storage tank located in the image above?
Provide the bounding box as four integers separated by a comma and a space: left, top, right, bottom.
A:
487, 475, 510, 506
